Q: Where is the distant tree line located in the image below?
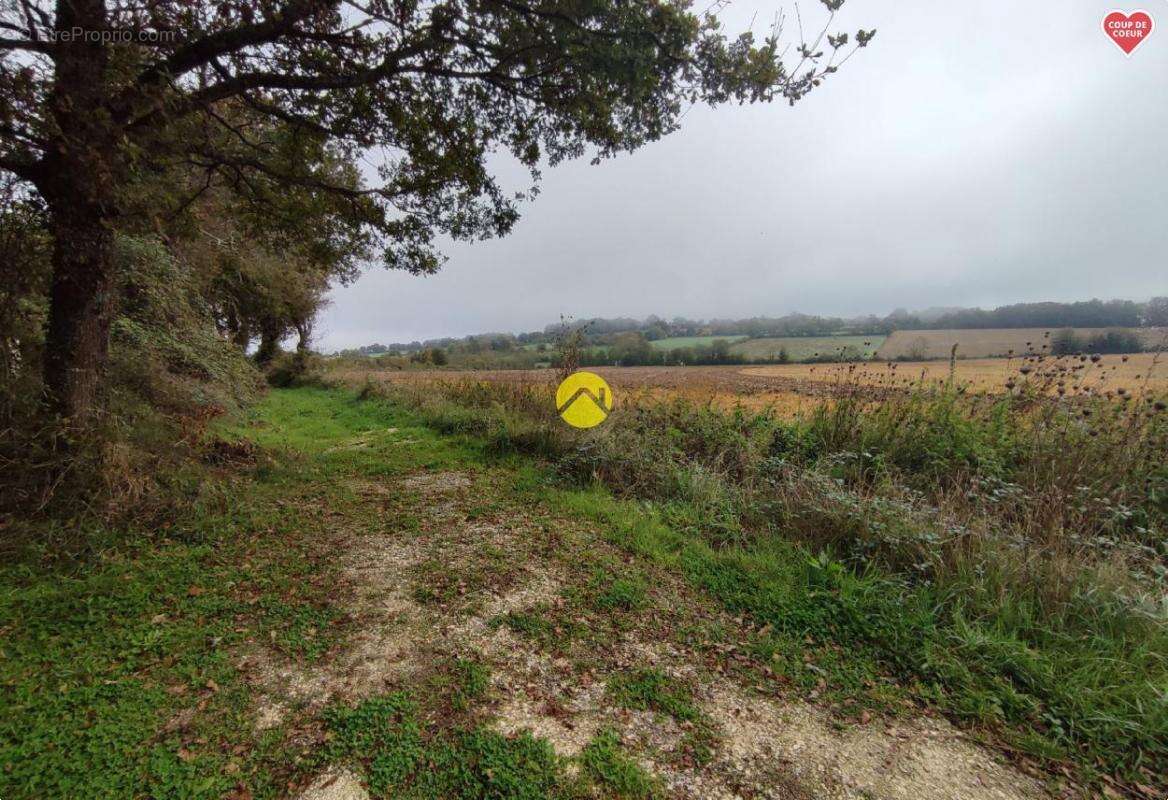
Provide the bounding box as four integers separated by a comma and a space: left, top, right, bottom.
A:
344, 298, 1168, 357
911, 299, 1156, 331
581, 334, 735, 367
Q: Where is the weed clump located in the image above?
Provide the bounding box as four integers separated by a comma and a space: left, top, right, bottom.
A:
324, 692, 605, 799
607, 668, 700, 723
581, 729, 660, 799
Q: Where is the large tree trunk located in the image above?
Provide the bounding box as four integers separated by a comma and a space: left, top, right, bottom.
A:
40, 0, 120, 420
42, 214, 117, 420
255, 321, 283, 365
294, 317, 313, 354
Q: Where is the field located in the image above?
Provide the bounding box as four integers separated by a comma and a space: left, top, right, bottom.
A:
0, 386, 1098, 800
9, 6, 1168, 797
729, 334, 883, 361
333, 363, 841, 415
744, 351, 1168, 394
877, 327, 1168, 360
8, 364, 1168, 799
331, 369, 1168, 796
335, 351, 1168, 415
648, 335, 747, 349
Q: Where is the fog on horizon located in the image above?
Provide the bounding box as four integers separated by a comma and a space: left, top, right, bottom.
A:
318, 0, 1167, 351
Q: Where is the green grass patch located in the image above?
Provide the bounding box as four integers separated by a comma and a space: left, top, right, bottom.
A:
729, 334, 883, 361
580, 729, 660, 799
491, 605, 584, 651
411, 547, 518, 608
586, 566, 648, 612
607, 668, 700, 723
0, 489, 343, 798
444, 656, 492, 713
322, 693, 601, 799
0, 386, 478, 799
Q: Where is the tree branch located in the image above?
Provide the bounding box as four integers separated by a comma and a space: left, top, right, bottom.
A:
0, 153, 38, 183
136, 0, 326, 85
0, 36, 54, 52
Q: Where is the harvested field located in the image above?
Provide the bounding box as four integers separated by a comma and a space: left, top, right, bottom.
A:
744, 352, 1168, 396
876, 327, 1167, 360
332, 351, 1168, 413
332, 364, 845, 415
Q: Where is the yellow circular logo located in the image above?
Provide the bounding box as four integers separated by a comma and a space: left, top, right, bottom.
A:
555, 371, 614, 429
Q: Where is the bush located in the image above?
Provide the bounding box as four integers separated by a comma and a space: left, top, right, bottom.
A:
0, 235, 263, 519
1086, 329, 1144, 354
109, 236, 263, 414
1051, 328, 1144, 356
265, 350, 327, 388
1050, 328, 1080, 355
409, 347, 448, 366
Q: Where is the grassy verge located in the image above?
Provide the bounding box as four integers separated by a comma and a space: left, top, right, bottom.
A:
366, 375, 1168, 794
5, 381, 1164, 797
0, 386, 476, 798
0, 388, 671, 799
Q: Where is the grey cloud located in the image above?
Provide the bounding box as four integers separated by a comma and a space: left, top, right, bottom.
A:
319, 0, 1167, 349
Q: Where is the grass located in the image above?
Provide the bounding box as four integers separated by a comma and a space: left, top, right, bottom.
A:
1, 545, 273, 798
411, 546, 518, 608
0, 387, 478, 799
607, 668, 700, 722
587, 566, 648, 612
6, 380, 1167, 796
730, 334, 883, 361
581, 729, 660, 799
372, 375, 1168, 793
322, 693, 575, 799
0, 387, 443, 798
3, 387, 684, 799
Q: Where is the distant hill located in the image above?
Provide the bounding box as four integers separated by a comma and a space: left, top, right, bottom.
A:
334, 297, 1167, 357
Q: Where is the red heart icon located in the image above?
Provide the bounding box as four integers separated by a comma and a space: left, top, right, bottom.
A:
1102, 10, 1155, 55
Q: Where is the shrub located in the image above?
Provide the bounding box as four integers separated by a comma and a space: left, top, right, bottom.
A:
409, 347, 448, 366
265, 350, 327, 388
1085, 329, 1144, 354
1050, 328, 1081, 355
1051, 328, 1144, 355
0, 235, 264, 519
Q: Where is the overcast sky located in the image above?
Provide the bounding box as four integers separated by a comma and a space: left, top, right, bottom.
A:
318, 0, 1167, 350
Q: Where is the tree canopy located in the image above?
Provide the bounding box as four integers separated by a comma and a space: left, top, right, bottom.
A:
1, 0, 872, 418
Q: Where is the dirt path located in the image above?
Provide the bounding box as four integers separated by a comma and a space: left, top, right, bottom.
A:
241, 464, 1051, 800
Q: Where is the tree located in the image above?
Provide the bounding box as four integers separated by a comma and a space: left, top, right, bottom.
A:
1050, 328, 1081, 356
1146, 297, 1168, 328
1, 0, 871, 420
709, 338, 731, 363
167, 158, 372, 363
609, 331, 653, 365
